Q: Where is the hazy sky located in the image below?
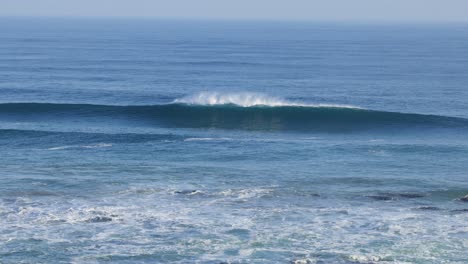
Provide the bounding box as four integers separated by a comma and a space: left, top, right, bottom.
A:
1, 0, 468, 22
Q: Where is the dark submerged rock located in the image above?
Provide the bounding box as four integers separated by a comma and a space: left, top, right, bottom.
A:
175, 190, 199, 195
459, 195, 468, 202
367, 195, 393, 201
368, 192, 427, 201
86, 216, 112, 223
397, 193, 426, 198
417, 206, 441, 211
451, 209, 468, 213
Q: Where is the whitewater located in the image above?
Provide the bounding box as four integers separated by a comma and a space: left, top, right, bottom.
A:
173, 91, 360, 108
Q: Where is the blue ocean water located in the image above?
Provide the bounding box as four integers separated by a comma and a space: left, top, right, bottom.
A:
1, 17, 468, 263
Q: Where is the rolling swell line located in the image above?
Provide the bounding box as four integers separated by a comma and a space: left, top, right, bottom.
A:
0, 102, 467, 132
0, 129, 183, 145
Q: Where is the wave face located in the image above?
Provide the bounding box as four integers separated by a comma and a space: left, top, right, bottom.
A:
1, 100, 467, 132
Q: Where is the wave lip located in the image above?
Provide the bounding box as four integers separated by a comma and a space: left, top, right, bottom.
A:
173, 92, 359, 108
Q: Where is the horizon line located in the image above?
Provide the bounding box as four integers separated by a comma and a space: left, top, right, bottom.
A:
2, 15, 468, 25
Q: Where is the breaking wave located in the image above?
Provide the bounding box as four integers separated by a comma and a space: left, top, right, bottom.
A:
1, 93, 467, 132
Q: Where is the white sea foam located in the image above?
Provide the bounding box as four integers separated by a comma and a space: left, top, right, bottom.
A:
348, 255, 383, 263
291, 259, 316, 264
48, 143, 112, 150
174, 92, 360, 108
184, 137, 232, 142
2, 191, 466, 263
82, 143, 113, 149
48, 145, 74, 150
217, 187, 275, 200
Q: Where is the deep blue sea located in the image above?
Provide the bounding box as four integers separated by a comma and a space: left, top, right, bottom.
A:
0, 18, 467, 263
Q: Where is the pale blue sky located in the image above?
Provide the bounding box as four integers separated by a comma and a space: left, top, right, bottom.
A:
1, 0, 468, 22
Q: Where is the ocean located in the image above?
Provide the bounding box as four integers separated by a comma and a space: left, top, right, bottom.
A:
0, 17, 467, 263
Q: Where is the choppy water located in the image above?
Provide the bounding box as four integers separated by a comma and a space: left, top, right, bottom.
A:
0, 18, 467, 263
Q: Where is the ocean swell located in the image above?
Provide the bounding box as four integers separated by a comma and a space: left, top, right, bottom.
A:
0, 95, 467, 132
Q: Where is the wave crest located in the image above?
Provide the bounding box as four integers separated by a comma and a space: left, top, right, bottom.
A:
173, 92, 358, 108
